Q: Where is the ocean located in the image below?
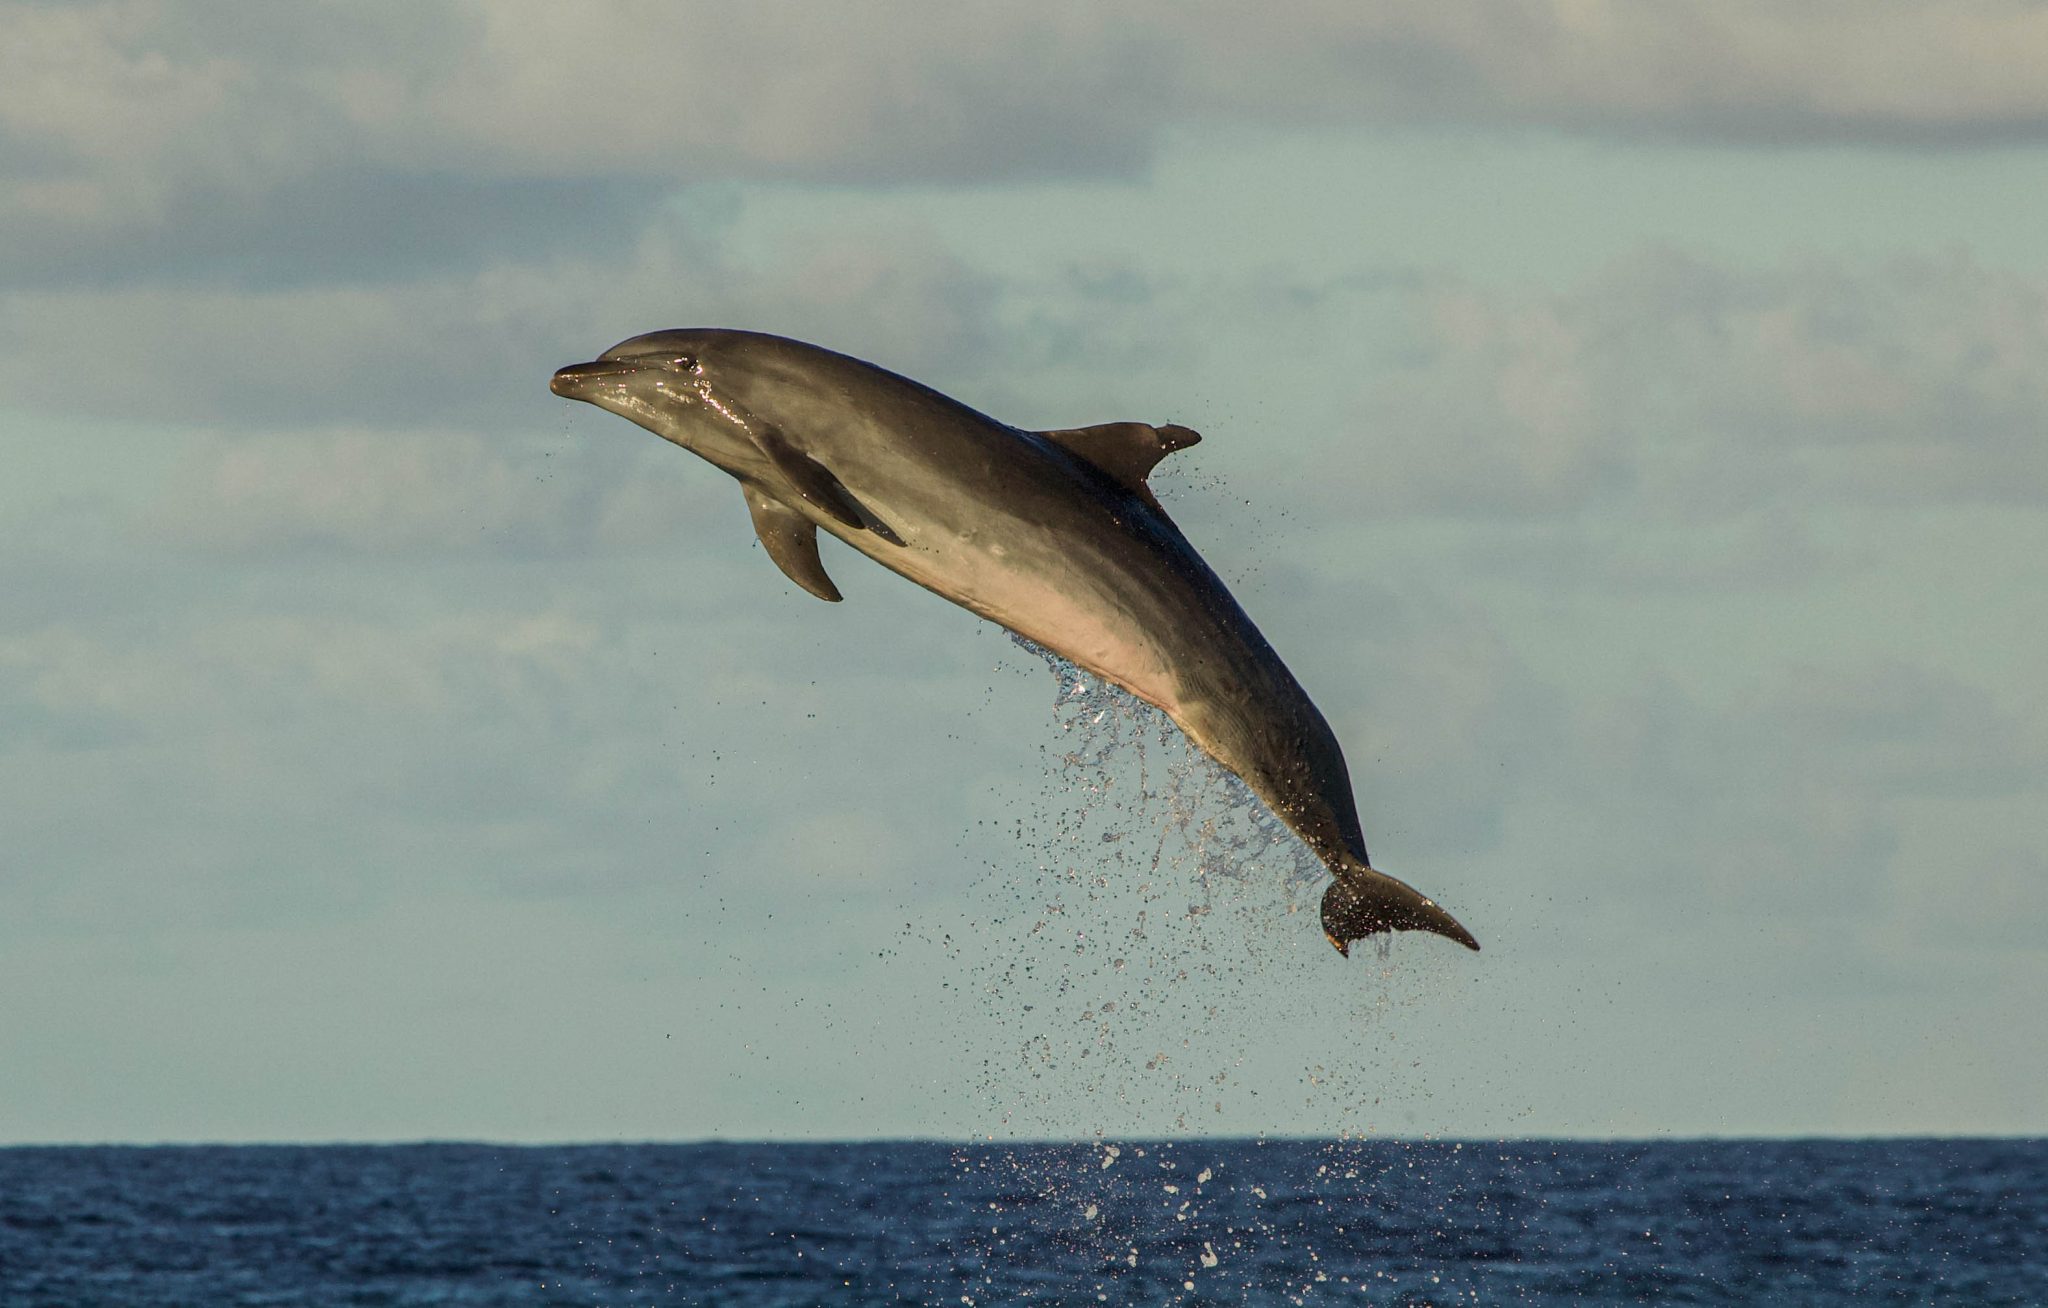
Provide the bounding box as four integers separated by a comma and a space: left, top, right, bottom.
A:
1, 1138, 2041, 1305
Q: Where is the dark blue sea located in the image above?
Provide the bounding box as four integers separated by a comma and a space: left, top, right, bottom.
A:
2, 1139, 2042, 1306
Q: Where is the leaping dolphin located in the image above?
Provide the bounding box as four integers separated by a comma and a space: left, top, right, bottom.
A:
551, 330, 1478, 955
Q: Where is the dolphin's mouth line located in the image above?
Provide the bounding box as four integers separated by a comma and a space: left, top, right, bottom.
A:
549, 358, 642, 396
551, 353, 699, 398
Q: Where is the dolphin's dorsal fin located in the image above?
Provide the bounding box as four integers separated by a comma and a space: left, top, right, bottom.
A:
1037, 422, 1200, 505
744, 484, 843, 602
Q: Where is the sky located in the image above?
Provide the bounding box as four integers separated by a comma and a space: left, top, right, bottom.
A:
2, 1, 2045, 1144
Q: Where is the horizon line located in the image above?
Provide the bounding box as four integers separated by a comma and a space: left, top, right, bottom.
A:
6, 1130, 2043, 1150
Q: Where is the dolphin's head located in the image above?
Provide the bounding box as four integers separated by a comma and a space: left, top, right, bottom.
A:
552, 329, 811, 482
550, 329, 718, 440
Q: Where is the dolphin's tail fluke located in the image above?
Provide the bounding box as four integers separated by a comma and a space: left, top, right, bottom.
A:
1320, 863, 1480, 954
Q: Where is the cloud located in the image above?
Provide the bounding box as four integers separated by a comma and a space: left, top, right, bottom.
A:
0, 2, 1161, 291
7, 2, 2048, 293
0, 220, 1003, 428
149, 426, 706, 557
1211, 1, 2048, 148
0, 592, 853, 927
1212, 562, 1563, 860
0, 605, 617, 926
1895, 845, 2048, 950
2, 169, 663, 292
1546, 661, 2045, 928
1454, 512, 1833, 595
0, 493, 1082, 936
1325, 249, 2048, 518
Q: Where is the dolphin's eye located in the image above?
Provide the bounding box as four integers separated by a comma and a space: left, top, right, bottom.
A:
668, 354, 697, 372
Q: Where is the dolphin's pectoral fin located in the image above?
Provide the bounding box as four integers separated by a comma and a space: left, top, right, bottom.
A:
1038, 422, 1201, 508
750, 425, 865, 529
743, 484, 843, 602
1319, 864, 1480, 954
750, 424, 899, 543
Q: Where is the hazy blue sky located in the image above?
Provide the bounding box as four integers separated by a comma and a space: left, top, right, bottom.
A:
3, 2, 2044, 1143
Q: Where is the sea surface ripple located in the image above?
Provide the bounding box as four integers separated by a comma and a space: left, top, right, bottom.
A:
2, 1138, 2043, 1305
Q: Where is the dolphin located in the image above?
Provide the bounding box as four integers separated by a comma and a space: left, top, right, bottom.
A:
551, 330, 1478, 955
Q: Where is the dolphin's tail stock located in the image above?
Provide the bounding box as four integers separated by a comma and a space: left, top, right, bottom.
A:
1319, 860, 1480, 955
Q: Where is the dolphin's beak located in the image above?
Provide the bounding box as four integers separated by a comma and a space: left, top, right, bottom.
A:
550, 359, 639, 398
1325, 931, 1350, 958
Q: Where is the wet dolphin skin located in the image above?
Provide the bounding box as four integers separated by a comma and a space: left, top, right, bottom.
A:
552, 330, 1477, 955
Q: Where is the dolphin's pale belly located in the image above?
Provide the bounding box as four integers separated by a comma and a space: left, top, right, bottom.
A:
839, 522, 1186, 718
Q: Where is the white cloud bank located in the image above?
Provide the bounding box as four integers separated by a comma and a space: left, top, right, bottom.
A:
7, 2, 2048, 286
1332, 249, 2048, 517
